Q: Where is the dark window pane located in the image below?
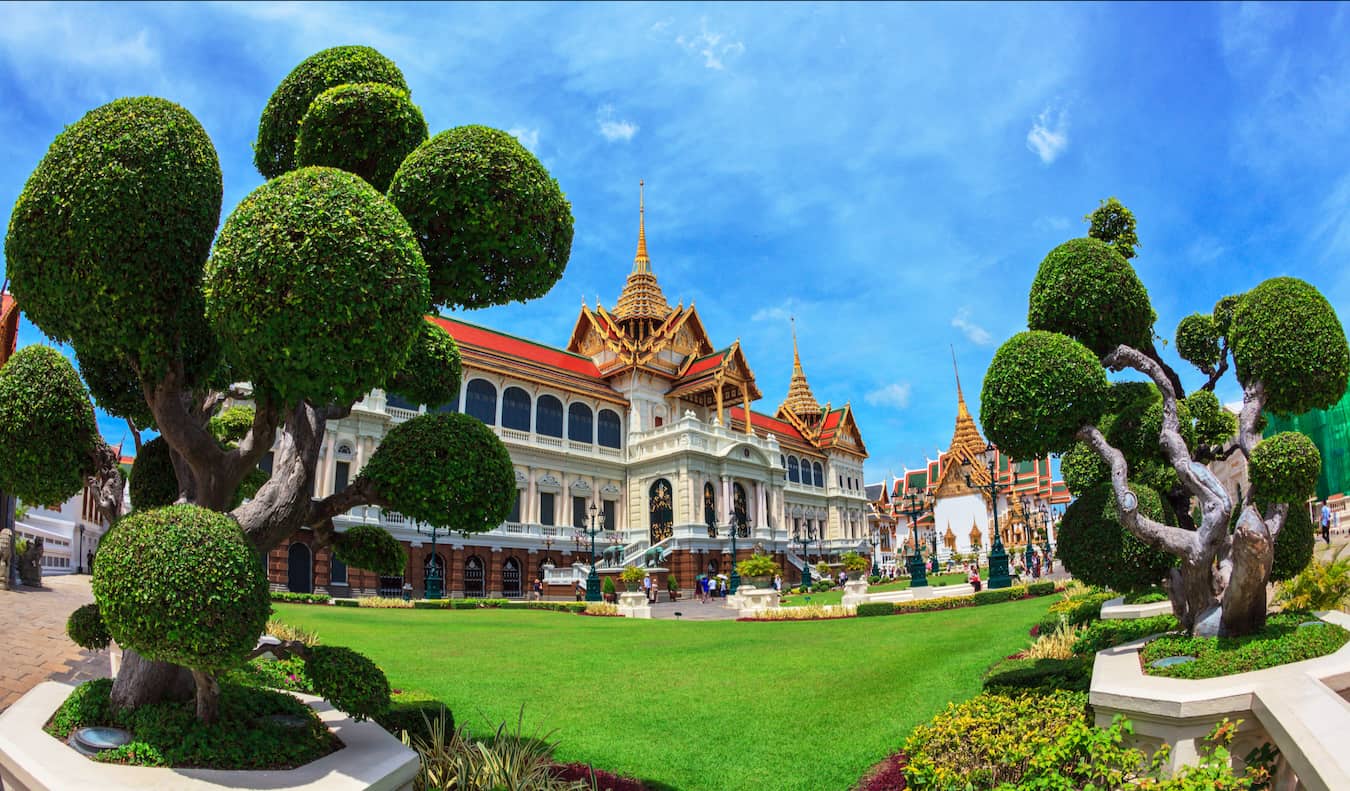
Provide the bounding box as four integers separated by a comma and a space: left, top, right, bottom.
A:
330, 554, 347, 585
788, 457, 800, 483
603, 499, 617, 532
508, 491, 521, 523
536, 394, 563, 437
387, 392, 419, 411
539, 492, 555, 526
466, 380, 497, 425
335, 461, 350, 493
598, 409, 622, 448
572, 496, 587, 528
568, 403, 593, 443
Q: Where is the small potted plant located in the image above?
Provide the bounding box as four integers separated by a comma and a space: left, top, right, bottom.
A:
667, 575, 680, 601
621, 565, 646, 592
736, 554, 780, 589
841, 551, 870, 581
602, 576, 617, 603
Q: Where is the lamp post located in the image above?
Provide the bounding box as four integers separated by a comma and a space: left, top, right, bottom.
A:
584, 503, 605, 602
415, 521, 451, 599
793, 524, 814, 587
893, 487, 931, 587
1021, 496, 1038, 572
868, 528, 881, 578
929, 534, 939, 574
726, 516, 742, 594
963, 442, 1012, 589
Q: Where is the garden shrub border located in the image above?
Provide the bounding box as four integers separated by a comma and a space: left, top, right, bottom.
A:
270, 591, 331, 605
1139, 612, 1350, 679
326, 597, 587, 613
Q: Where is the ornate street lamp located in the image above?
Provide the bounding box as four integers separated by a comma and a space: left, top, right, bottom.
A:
415, 520, 451, 599
1021, 496, 1038, 572
727, 516, 743, 594
583, 503, 605, 602
868, 527, 881, 578
963, 442, 1012, 589
893, 487, 931, 587
792, 523, 813, 587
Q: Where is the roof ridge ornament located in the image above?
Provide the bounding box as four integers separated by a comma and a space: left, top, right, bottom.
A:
781, 316, 822, 421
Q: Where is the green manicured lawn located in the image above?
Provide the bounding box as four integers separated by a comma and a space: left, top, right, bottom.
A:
780, 572, 979, 607
273, 596, 1051, 791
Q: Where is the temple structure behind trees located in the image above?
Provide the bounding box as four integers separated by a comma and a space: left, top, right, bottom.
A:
263, 187, 871, 598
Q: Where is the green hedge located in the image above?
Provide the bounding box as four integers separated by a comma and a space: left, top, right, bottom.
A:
271, 592, 330, 605
973, 587, 1026, 606
1034, 590, 1117, 635
859, 583, 1057, 617
1071, 615, 1179, 656
333, 598, 359, 607
1140, 612, 1349, 679
1027, 581, 1056, 596
856, 602, 895, 618
982, 656, 1092, 695
404, 598, 588, 613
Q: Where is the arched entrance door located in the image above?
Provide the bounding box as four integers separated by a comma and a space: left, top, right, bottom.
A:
733, 483, 749, 537
464, 555, 485, 598
502, 556, 523, 598
649, 479, 674, 543
287, 543, 312, 594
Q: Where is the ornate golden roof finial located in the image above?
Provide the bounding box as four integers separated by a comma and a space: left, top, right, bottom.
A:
633, 179, 650, 273
782, 316, 822, 421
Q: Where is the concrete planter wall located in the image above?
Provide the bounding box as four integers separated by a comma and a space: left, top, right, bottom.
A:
1089, 611, 1350, 791
1099, 596, 1174, 620
0, 682, 419, 791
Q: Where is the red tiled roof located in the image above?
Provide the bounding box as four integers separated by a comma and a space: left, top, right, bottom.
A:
683, 349, 728, 378
728, 406, 808, 444
430, 315, 602, 379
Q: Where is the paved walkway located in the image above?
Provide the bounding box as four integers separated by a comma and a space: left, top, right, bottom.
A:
649, 598, 741, 621
0, 574, 110, 713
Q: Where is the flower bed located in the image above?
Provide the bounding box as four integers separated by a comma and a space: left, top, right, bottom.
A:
269, 591, 330, 605
743, 604, 855, 621
1140, 612, 1350, 679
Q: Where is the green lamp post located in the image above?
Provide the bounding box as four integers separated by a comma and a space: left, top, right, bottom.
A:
963, 442, 1012, 589
793, 524, 813, 587
727, 517, 742, 594
583, 502, 605, 602
415, 521, 450, 599
868, 528, 881, 578
894, 487, 931, 587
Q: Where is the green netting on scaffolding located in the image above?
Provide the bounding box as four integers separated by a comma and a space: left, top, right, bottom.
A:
1264, 386, 1350, 499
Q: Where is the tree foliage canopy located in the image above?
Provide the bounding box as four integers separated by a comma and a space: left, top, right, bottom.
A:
1230, 277, 1349, 416
980, 331, 1110, 461
1175, 313, 1221, 371
388, 125, 574, 309
76, 347, 156, 430
254, 46, 408, 180
295, 82, 428, 193
204, 167, 430, 405
384, 320, 462, 409
332, 524, 406, 577
129, 436, 179, 511
360, 412, 515, 533
0, 345, 99, 505
5, 97, 222, 379
1084, 197, 1139, 260
1249, 432, 1322, 505
93, 505, 269, 674
1055, 482, 1177, 592
1027, 237, 1155, 355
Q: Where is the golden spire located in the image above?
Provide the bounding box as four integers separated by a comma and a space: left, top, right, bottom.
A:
614, 179, 671, 330
782, 317, 822, 420
948, 348, 989, 479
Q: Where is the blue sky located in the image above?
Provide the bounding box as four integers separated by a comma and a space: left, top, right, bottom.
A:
2, 2, 1349, 480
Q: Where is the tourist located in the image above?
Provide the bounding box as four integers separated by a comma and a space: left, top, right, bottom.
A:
968, 563, 982, 592
1033, 552, 1042, 579
531, 577, 543, 601
773, 574, 782, 592
1322, 500, 1333, 545
642, 574, 652, 603
574, 580, 584, 602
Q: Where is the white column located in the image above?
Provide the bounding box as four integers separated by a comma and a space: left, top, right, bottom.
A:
755, 481, 767, 529
720, 476, 732, 525
526, 468, 537, 523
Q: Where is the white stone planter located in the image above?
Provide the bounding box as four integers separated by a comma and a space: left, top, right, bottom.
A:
616, 591, 650, 619
736, 586, 780, 617
0, 682, 419, 791
1100, 596, 1174, 620
1089, 611, 1350, 791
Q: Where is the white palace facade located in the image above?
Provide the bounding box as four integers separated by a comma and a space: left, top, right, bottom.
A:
267, 194, 870, 598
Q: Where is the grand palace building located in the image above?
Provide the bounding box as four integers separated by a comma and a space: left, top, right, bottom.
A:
266, 193, 871, 598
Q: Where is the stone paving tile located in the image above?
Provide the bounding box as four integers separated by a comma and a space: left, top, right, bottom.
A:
0, 574, 110, 713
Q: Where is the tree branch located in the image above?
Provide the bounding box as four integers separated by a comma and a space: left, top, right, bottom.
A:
1235, 380, 1266, 465
1200, 342, 1230, 392
231, 402, 328, 554
1076, 424, 1197, 556
86, 440, 126, 527
308, 476, 383, 527
224, 394, 280, 482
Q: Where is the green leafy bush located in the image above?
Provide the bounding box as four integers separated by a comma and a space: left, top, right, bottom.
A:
841, 551, 870, 573
93, 505, 269, 673
1176, 312, 1222, 370
736, 554, 780, 577
1122, 586, 1168, 604
388, 125, 573, 309
384, 320, 462, 409
225, 656, 312, 694
602, 577, 617, 597
333, 598, 360, 607
1071, 615, 1179, 655
1035, 590, 1117, 635
359, 413, 515, 533
254, 45, 408, 180
1249, 432, 1321, 505
856, 602, 895, 618
980, 330, 1111, 461
1026, 237, 1155, 355
1271, 504, 1316, 582
305, 645, 391, 721
982, 656, 1091, 695
270, 592, 330, 605
973, 587, 1025, 606
376, 689, 453, 744
0, 346, 99, 506
46, 679, 336, 769
294, 82, 428, 192
76, 347, 155, 430
209, 405, 256, 444
894, 595, 974, 614
1141, 612, 1349, 678
128, 436, 179, 510
66, 603, 111, 651
1276, 544, 1350, 611
1230, 276, 1350, 415
1027, 581, 1056, 596
1056, 482, 1177, 593
205, 166, 429, 406
333, 524, 407, 576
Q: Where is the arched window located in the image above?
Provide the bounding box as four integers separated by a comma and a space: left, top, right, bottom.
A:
649, 479, 673, 543
568, 403, 593, 443
502, 557, 523, 598
287, 543, 312, 594
466, 380, 497, 425
787, 456, 800, 483
536, 394, 563, 437
703, 482, 717, 531
598, 409, 622, 448
387, 392, 419, 411
463, 555, 485, 597
502, 386, 531, 431
733, 483, 748, 536
813, 462, 824, 488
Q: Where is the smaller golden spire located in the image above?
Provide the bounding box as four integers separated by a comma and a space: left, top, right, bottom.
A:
782, 317, 822, 420
633, 179, 650, 273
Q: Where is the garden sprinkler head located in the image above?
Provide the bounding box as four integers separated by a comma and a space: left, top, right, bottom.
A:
674, 611, 682, 620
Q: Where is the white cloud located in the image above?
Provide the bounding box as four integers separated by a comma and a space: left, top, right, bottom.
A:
508, 127, 540, 151
751, 303, 795, 322
597, 105, 638, 142
1026, 106, 1069, 164
951, 307, 993, 346
676, 19, 745, 70
865, 383, 913, 409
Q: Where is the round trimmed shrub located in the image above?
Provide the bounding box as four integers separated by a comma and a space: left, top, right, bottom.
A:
1027, 237, 1155, 356
5, 97, 222, 374
305, 645, 390, 721
1249, 432, 1321, 505
980, 331, 1111, 461
66, 603, 112, 651
388, 125, 574, 309
1271, 505, 1315, 582
92, 505, 269, 673
1230, 277, 1349, 415
129, 437, 179, 511
1060, 442, 1108, 497
1185, 389, 1237, 449
0, 345, 98, 505
384, 321, 462, 409
359, 412, 515, 532
1175, 313, 1221, 370
204, 167, 429, 406
295, 82, 428, 192
254, 46, 408, 180
76, 348, 155, 430
1056, 482, 1177, 592
1213, 294, 1241, 337
332, 524, 405, 576
209, 405, 255, 445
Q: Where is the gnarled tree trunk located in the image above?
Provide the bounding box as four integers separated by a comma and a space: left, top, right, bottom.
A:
109, 650, 196, 711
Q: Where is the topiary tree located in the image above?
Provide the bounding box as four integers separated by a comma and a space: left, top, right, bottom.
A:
982, 200, 1349, 637
1055, 483, 1176, 592
4, 46, 572, 721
